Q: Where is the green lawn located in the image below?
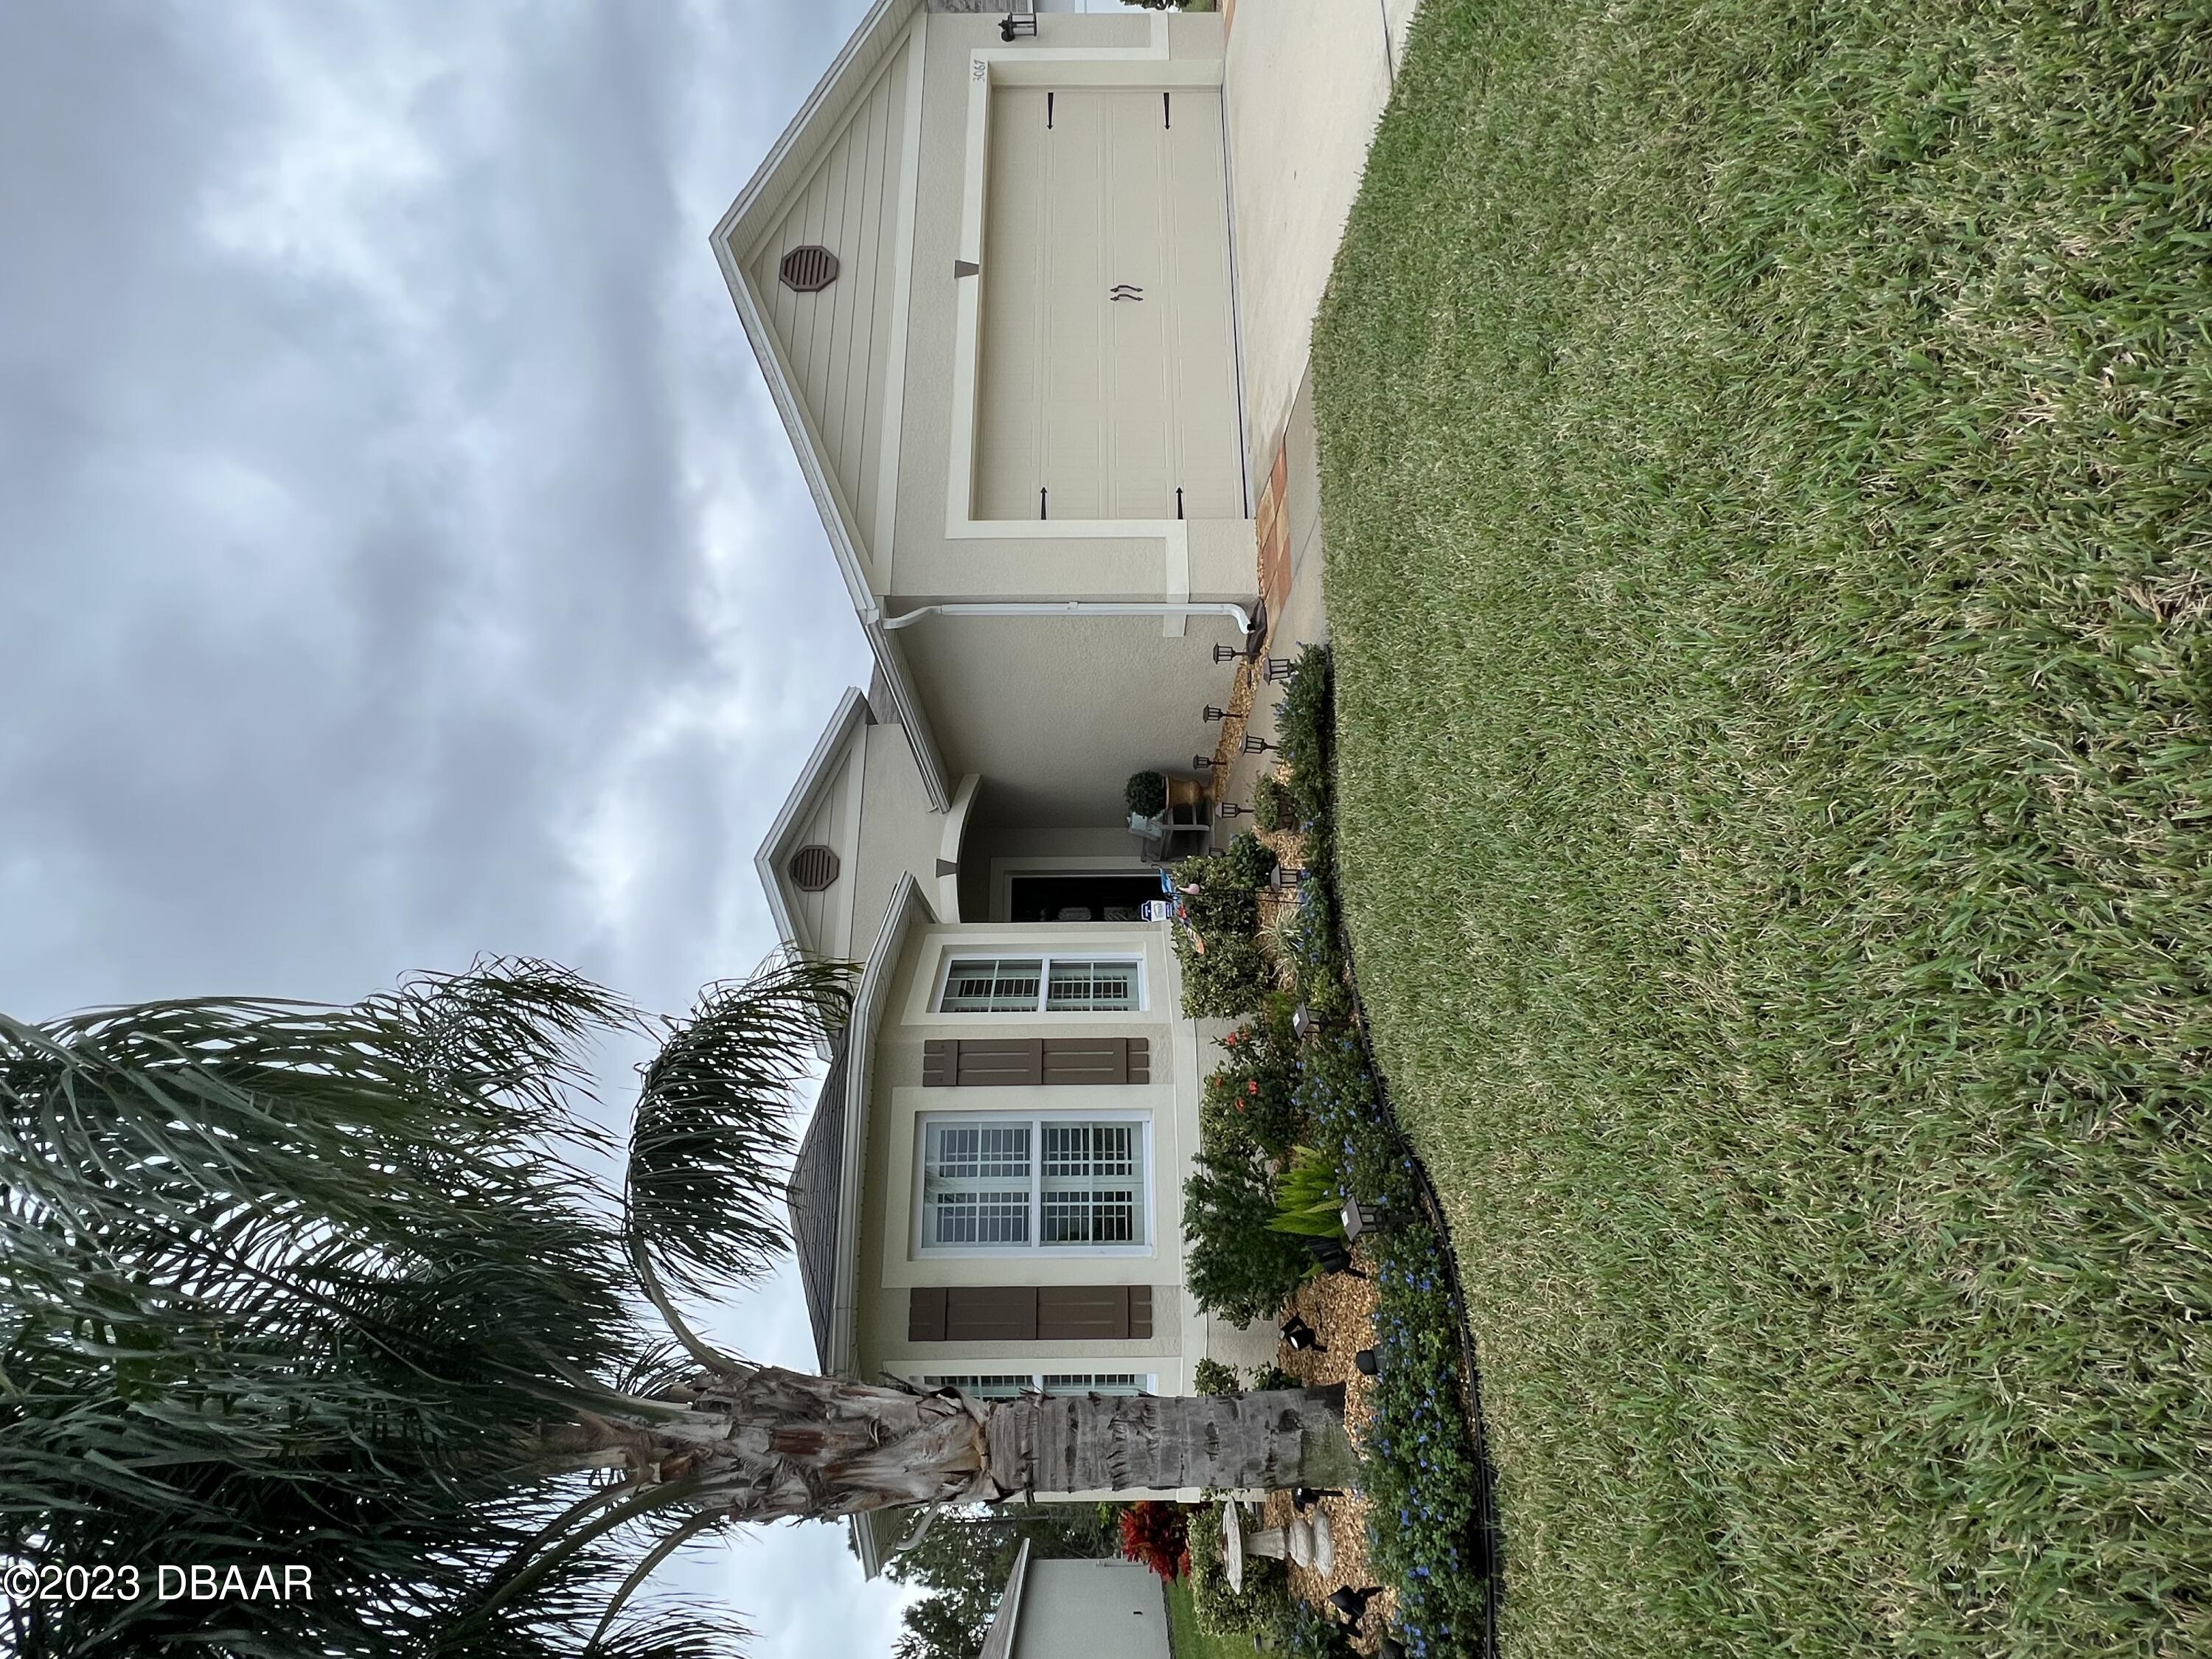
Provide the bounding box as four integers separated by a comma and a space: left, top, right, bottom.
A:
1164, 1574, 1250, 1659
1310, 1, 2211, 1654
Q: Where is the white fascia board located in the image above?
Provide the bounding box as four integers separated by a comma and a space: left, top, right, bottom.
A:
754, 686, 873, 957
828, 872, 934, 1382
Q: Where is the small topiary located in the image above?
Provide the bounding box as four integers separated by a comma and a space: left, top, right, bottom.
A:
1124, 771, 1167, 819
1192, 1357, 1241, 1397
1220, 832, 1279, 890
1253, 773, 1295, 833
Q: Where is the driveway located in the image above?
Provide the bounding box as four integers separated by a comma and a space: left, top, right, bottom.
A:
1225, 0, 1417, 479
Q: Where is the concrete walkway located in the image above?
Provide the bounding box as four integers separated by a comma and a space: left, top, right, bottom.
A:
1211, 1, 1416, 821
1225, 0, 1417, 481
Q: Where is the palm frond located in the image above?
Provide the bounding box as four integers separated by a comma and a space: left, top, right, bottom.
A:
625, 957, 855, 1304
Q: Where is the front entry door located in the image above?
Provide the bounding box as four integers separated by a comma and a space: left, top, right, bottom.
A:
974, 86, 1242, 522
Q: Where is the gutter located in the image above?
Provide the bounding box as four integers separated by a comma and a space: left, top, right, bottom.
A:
878, 599, 1255, 634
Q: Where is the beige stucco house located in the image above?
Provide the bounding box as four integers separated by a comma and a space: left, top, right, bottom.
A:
718, 0, 1276, 1574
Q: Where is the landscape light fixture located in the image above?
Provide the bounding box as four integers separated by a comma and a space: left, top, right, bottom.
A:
1263, 656, 1298, 684
1203, 705, 1228, 723
1270, 865, 1307, 894
1192, 755, 1216, 772
1354, 1348, 1380, 1377
1328, 1586, 1381, 1624
1279, 1314, 1325, 1353
1217, 802, 1251, 819
1242, 733, 1279, 755
1213, 643, 1242, 664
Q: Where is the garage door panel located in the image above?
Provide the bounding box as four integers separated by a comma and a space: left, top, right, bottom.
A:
1043, 91, 1110, 521
974, 85, 1239, 525
975, 90, 1050, 521
1105, 92, 1173, 521
1166, 93, 1242, 521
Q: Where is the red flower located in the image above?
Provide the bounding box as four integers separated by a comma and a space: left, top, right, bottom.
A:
1118, 1502, 1191, 1581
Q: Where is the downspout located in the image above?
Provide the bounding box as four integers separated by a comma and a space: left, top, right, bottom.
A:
877, 599, 1254, 634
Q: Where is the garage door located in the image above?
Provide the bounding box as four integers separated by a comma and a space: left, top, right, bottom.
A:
974, 86, 1242, 523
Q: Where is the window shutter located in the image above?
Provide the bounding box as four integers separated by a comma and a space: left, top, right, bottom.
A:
911, 1286, 1153, 1343
1042, 1037, 1144, 1085
1038, 1285, 1129, 1340
923, 1037, 1148, 1086
945, 1287, 1038, 1342
908, 1287, 947, 1343
922, 1040, 954, 1088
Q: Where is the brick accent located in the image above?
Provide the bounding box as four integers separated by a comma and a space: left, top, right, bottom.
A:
1257, 438, 1293, 629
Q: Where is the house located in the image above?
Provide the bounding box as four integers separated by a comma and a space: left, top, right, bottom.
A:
715, 0, 1275, 1575
978, 1541, 1170, 1659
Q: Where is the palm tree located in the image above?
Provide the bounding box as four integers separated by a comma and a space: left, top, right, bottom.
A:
1, 958, 1350, 1657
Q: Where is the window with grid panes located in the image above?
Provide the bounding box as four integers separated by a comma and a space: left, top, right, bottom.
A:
919, 1116, 1146, 1250
936, 956, 1138, 1012
925, 1373, 1152, 1397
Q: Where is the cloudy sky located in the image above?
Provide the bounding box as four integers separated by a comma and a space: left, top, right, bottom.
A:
0, 0, 914, 1650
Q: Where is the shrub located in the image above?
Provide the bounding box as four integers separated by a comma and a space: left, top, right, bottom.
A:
1220, 831, 1279, 890
1200, 998, 1302, 1156
1275, 644, 1333, 825
1282, 883, 1352, 1026
1250, 1363, 1299, 1392
1117, 1500, 1191, 1581
1192, 1357, 1241, 1397
1171, 850, 1270, 1018
1270, 1145, 1347, 1238
1363, 1223, 1488, 1653
1183, 1143, 1312, 1324
1173, 921, 1270, 1019
1124, 771, 1166, 819
1186, 1506, 1290, 1638
1253, 773, 1295, 833
1265, 1597, 1359, 1658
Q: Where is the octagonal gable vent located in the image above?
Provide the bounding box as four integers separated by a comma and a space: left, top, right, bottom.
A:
789, 845, 840, 892
779, 246, 840, 293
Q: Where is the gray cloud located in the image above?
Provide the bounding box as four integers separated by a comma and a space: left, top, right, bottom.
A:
0, 0, 907, 1649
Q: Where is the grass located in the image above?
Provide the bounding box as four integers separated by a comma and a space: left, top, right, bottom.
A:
1309, 0, 2212, 1654
1165, 1573, 1253, 1659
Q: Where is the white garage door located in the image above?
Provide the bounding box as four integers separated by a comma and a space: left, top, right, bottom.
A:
974, 86, 1242, 523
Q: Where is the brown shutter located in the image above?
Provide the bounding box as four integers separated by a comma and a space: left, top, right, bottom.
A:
1041, 1037, 1130, 1085
908, 1287, 947, 1343
925, 1037, 1149, 1087
911, 1285, 1153, 1343
942, 1040, 1044, 1087
1038, 1285, 1130, 1340
945, 1286, 1039, 1342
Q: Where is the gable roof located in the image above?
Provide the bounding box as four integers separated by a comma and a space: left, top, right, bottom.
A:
978, 1539, 1032, 1659
785, 1032, 849, 1371
712, 0, 950, 813
756, 686, 873, 964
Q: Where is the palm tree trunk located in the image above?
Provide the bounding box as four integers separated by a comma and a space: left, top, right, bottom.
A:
984, 1384, 1357, 1498
562, 1368, 1354, 1520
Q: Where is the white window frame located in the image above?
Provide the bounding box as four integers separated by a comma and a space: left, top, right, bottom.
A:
913, 1110, 1152, 1257
933, 953, 1145, 1015
919, 1371, 1157, 1399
